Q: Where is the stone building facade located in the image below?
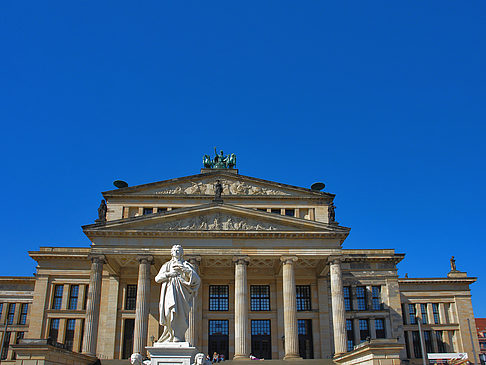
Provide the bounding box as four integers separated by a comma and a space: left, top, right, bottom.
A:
0, 167, 480, 363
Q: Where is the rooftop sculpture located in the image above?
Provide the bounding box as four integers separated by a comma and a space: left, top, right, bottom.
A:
203, 148, 236, 169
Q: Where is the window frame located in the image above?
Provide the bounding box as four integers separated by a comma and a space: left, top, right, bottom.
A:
125, 284, 137, 310
52, 285, 63, 310
296, 285, 311, 311
209, 285, 229, 311
250, 285, 270, 311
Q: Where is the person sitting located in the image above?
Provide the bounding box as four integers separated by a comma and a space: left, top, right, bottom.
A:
212, 352, 220, 363
250, 353, 263, 360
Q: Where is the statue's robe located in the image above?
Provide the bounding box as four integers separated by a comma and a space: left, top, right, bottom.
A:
155, 259, 200, 342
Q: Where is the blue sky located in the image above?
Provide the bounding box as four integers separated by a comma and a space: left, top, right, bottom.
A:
1, 2, 485, 315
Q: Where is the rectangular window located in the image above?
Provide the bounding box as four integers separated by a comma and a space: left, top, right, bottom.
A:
297, 319, 314, 359
359, 319, 369, 342
250, 285, 270, 311
65, 319, 76, 351
68, 285, 79, 310
143, 207, 153, 215
372, 286, 382, 310
49, 318, 60, 343
432, 303, 440, 324
7, 303, 15, 325
408, 304, 417, 324
157, 207, 168, 213
1, 331, 10, 360
375, 318, 386, 339
356, 286, 367, 311
251, 320, 272, 360
52, 285, 63, 309
125, 285, 137, 310
296, 285, 311, 311
271, 209, 280, 214
122, 319, 135, 359
19, 303, 28, 325
412, 331, 422, 358
436, 330, 446, 353
346, 319, 354, 351
420, 304, 428, 324
344, 287, 352, 311
424, 330, 433, 353
209, 285, 229, 311
285, 209, 295, 217
209, 320, 229, 361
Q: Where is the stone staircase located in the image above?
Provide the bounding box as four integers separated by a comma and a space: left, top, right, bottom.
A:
100, 360, 335, 365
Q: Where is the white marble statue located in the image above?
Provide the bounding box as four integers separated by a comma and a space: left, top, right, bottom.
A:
130, 353, 150, 365
155, 244, 200, 343
192, 352, 209, 365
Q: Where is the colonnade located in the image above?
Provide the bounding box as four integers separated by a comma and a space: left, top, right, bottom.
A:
81, 255, 348, 359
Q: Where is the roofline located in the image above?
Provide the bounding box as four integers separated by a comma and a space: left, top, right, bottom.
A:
398, 277, 477, 284
101, 171, 335, 199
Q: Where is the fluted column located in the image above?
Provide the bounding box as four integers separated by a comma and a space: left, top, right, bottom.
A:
82, 254, 105, 356
281, 256, 301, 360
233, 256, 250, 360
186, 256, 201, 347
330, 258, 347, 355
133, 255, 153, 355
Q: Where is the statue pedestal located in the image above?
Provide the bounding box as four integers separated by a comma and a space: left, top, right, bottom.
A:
146, 342, 197, 365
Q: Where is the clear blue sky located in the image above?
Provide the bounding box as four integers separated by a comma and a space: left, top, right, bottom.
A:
1, 2, 485, 314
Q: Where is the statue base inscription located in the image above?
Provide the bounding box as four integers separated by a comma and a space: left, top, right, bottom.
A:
146, 342, 197, 365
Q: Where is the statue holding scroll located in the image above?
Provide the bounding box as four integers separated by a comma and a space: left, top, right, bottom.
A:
155, 245, 200, 343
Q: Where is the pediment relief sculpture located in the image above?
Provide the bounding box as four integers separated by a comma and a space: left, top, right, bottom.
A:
153, 178, 290, 196
141, 213, 286, 231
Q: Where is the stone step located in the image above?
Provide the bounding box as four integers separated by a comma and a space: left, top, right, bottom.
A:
100, 360, 335, 365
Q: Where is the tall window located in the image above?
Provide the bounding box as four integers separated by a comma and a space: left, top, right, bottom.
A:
435, 330, 446, 352
296, 285, 311, 311
356, 287, 367, 311
271, 209, 280, 214
424, 331, 433, 353
209, 285, 229, 311
412, 331, 422, 358
125, 285, 137, 310
404, 331, 411, 358
83, 285, 89, 310
285, 209, 295, 217
122, 319, 135, 359
1, 332, 10, 360
65, 319, 76, 351
143, 207, 153, 215
49, 318, 60, 342
52, 285, 63, 309
372, 286, 382, 310
375, 318, 386, 338
250, 285, 270, 311
7, 303, 15, 325
346, 319, 354, 351
69, 285, 79, 310
408, 304, 417, 324
19, 303, 28, 325
432, 303, 440, 324
298, 319, 314, 359
359, 319, 369, 342
251, 320, 271, 359
344, 287, 352, 311
209, 320, 229, 361
420, 304, 428, 324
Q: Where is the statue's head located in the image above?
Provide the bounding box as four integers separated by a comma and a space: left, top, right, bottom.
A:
194, 353, 205, 365
130, 353, 143, 365
171, 244, 183, 259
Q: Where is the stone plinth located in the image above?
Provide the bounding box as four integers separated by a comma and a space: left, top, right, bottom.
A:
12, 338, 96, 365
333, 339, 404, 365
146, 342, 197, 365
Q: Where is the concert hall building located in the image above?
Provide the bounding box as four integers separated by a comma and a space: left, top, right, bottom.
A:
0, 162, 480, 364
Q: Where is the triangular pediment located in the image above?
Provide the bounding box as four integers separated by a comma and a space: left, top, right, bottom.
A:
83, 203, 349, 237
102, 171, 333, 199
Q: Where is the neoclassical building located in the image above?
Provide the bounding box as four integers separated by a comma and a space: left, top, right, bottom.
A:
0, 162, 480, 364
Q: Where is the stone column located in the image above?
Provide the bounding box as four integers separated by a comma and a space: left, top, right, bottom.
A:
186, 256, 201, 347
330, 258, 347, 355
233, 256, 250, 360
281, 256, 301, 360
82, 254, 105, 356
133, 255, 153, 355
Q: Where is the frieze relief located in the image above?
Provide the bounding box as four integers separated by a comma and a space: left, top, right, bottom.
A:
142, 213, 290, 231
153, 179, 290, 196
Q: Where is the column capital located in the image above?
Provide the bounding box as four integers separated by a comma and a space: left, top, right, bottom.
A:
233, 256, 250, 265
328, 256, 342, 265
88, 254, 106, 264
280, 256, 298, 265
136, 255, 154, 264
